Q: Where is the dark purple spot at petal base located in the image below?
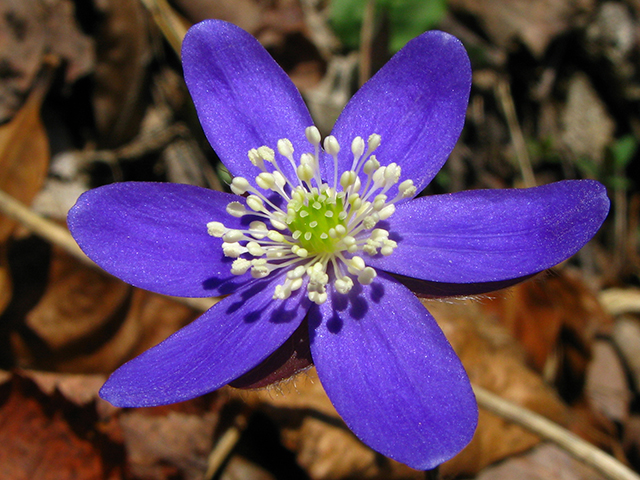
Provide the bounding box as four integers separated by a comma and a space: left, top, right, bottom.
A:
230, 318, 313, 389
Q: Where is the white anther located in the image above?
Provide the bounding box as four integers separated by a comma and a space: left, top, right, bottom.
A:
226, 202, 247, 217
246, 195, 264, 211
223, 229, 244, 243
290, 277, 303, 291
342, 236, 356, 247
207, 221, 226, 237
273, 171, 287, 189
256, 172, 276, 190
380, 239, 397, 256
274, 284, 292, 300
334, 276, 354, 294
231, 258, 251, 275
305, 126, 321, 146
308, 290, 327, 305
363, 214, 379, 229
378, 204, 395, 220
324, 135, 340, 155
288, 265, 306, 279
300, 153, 315, 167
222, 242, 245, 258
230, 177, 251, 195
348, 256, 365, 274
340, 171, 357, 189
398, 179, 416, 198
248, 149, 265, 169
267, 230, 285, 242
372, 166, 386, 186
363, 156, 380, 175
257, 146, 275, 163
246, 241, 265, 256
358, 267, 377, 285
277, 138, 294, 158
385, 163, 401, 184
373, 194, 388, 211
297, 164, 314, 182
367, 133, 381, 151
251, 259, 270, 278
371, 228, 389, 240
249, 221, 268, 239
351, 136, 365, 157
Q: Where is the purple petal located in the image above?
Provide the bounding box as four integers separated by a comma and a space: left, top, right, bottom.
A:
182, 20, 314, 179
369, 180, 610, 283
328, 30, 471, 193
68, 182, 248, 298
309, 274, 477, 469
100, 274, 311, 407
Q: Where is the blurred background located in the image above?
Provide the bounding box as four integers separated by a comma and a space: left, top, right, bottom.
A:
0, 0, 639, 478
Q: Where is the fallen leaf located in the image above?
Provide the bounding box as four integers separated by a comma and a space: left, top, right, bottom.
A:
12, 247, 199, 375
120, 408, 219, 480
0, 370, 124, 480
475, 442, 607, 480
448, 0, 595, 56
0, 59, 53, 317
0, 61, 52, 241
0, 0, 93, 122
92, 0, 153, 147
481, 270, 611, 402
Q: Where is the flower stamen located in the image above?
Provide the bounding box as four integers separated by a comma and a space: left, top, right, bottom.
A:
208, 127, 414, 304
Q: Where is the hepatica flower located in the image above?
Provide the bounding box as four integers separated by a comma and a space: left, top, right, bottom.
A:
68, 20, 609, 469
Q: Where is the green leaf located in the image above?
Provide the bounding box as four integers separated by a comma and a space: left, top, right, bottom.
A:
330, 0, 448, 52
610, 134, 637, 171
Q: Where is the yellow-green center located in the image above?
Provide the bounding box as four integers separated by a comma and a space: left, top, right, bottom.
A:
286, 189, 347, 254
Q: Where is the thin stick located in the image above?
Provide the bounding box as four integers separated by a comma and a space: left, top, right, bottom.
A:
358, 0, 376, 86
495, 77, 536, 188
204, 410, 249, 480
0, 188, 90, 266
138, 0, 188, 57
474, 385, 640, 480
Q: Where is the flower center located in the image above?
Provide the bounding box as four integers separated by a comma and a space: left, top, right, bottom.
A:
207, 126, 416, 305
287, 188, 347, 254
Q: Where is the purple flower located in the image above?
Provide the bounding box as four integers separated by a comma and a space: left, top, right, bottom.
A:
67, 20, 609, 470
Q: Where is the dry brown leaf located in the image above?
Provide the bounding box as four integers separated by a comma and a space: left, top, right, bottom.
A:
120, 407, 219, 480
11, 247, 199, 375
585, 339, 630, 426
92, 0, 153, 147
0, 60, 52, 317
172, 0, 264, 34
475, 442, 607, 480
448, 0, 594, 56
481, 270, 611, 400
0, 370, 124, 480
0, 64, 51, 242
0, 0, 94, 122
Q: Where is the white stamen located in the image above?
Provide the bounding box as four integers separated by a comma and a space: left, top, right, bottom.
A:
208, 128, 412, 304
